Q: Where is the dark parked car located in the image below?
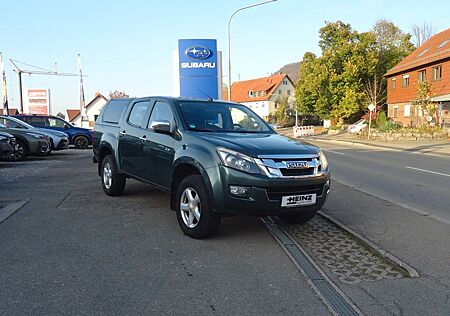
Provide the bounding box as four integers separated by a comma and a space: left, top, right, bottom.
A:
14, 114, 92, 149
0, 115, 69, 151
0, 131, 17, 160
93, 97, 330, 238
0, 122, 51, 161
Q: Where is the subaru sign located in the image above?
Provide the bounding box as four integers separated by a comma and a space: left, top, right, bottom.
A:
178, 39, 219, 99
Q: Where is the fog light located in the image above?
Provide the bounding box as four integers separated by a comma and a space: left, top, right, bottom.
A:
229, 185, 251, 198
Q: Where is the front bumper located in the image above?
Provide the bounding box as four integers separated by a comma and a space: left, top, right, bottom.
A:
34, 140, 50, 156
55, 138, 69, 150
207, 166, 330, 216
0, 142, 14, 159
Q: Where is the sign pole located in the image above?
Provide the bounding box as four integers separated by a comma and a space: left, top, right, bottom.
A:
368, 103, 375, 140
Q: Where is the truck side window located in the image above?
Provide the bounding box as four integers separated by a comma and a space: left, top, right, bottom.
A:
147, 102, 175, 129
128, 101, 150, 127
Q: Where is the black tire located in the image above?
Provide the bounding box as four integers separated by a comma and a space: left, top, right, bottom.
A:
279, 210, 317, 225
101, 154, 126, 196
175, 175, 221, 239
10, 140, 28, 161
74, 135, 89, 149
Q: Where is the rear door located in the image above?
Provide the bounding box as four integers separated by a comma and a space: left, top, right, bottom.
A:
118, 100, 153, 177
141, 99, 176, 188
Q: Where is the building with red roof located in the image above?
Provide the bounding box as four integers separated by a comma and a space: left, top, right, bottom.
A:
385, 28, 450, 127
224, 73, 295, 120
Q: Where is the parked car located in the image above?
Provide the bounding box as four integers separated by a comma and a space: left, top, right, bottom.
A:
14, 114, 92, 149
0, 115, 69, 151
93, 97, 330, 238
347, 119, 367, 134
0, 122, 51, 161
0, 131, 17, 160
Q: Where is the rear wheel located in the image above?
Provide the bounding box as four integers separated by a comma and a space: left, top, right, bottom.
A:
10, 140, 27, 161
101, 154, 126, 196
74, 135, 89, 149
175, 175, 221, 239
279, 210, 317, 225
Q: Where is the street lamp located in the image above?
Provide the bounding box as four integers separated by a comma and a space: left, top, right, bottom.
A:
227, 0, 277, 101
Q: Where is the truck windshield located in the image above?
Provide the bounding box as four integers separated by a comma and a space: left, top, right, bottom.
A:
178, 102, 273, 133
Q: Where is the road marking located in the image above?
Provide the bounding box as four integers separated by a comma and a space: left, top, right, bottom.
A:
325, 150, 346, 156
405, 166, 450, 178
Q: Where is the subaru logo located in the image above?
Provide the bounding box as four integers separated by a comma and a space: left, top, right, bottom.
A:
185, 46, 211, 60
285, 161, 309, 169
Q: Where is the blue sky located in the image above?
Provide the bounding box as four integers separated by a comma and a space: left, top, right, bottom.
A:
1, 0, 449, 115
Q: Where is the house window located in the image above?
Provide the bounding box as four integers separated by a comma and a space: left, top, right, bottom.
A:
402, 75, 410, 87
432, 65, 442, 81
404, 104, 411, 117
418, 70, 426, 83
391, 78, 396, 89
287, 90, 291, 96
283, 80, 288, 85
393, 106, 399, 117
248, 90, 254, 98
279, 89, 282, 95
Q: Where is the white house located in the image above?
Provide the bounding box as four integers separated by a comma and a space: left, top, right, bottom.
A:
226, 74, 295, 120
66, 92, 108, 127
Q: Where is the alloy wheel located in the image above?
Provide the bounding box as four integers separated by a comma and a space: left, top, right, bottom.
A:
103, 161, 112, 189
180, 187, 201, 228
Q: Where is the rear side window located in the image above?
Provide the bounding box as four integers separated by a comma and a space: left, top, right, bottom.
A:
128, 101, 151, 127
29, 116, 47, 127
102, 100, 129, 124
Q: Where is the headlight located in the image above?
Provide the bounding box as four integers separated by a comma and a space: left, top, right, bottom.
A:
0, 136, 7, 141
217, 147, 261, 174
319, 151, 328, 170
26, 132, 45, 139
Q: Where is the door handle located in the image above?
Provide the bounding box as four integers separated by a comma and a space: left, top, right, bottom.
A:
139, 135, 147, 141
119, 130, 127, 136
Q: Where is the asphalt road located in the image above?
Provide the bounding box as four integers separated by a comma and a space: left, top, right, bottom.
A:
1, 149, 449, 315
310, 139, 450, 223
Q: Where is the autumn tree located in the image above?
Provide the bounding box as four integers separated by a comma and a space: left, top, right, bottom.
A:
109, 90, 129, 99
295, 20, 415, 124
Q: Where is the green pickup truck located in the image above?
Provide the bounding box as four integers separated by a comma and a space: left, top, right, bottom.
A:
93, 97, 330, 238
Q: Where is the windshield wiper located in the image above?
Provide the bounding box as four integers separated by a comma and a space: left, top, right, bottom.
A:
189, 128, 217, 132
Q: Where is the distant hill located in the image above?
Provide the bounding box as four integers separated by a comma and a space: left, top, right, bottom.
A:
273, 62, 300, 84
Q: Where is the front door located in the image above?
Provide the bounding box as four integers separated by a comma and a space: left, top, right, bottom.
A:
118, 100, 152, 177
142, 100, 176, 188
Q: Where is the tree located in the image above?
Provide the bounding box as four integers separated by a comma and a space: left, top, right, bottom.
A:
56, 112, 65, 119
296, 20, 415, 124
109, 90, 129, 99
413, 81, 436, 126
411, 22, 436, 47
363, 19, 415, 107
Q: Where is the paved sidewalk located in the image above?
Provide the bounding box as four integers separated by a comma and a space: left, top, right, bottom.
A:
278, 128, 450, 157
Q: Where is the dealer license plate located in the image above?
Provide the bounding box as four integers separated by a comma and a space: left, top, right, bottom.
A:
281, 194, 316, 207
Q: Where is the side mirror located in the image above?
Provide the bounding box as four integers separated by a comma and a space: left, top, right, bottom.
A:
150, 120, 173, 135
64, 124, 69, 130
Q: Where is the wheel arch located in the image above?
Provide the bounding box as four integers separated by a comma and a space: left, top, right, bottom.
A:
170, 159, 214, 211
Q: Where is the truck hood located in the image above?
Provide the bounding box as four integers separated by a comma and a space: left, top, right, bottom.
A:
196, 132, 319, 157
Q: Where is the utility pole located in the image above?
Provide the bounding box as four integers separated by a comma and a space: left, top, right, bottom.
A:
9, 59, 78, 113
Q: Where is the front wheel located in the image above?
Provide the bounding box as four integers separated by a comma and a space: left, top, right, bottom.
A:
279, 209, 317, 225
175, 175, 221, 239
101, 154, 126, 196
74, 135, 89, 149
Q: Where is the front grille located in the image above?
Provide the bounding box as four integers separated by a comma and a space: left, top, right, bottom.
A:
255, 154, 324, 178
266, 184, 324, 200
280, 167, 315, 177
